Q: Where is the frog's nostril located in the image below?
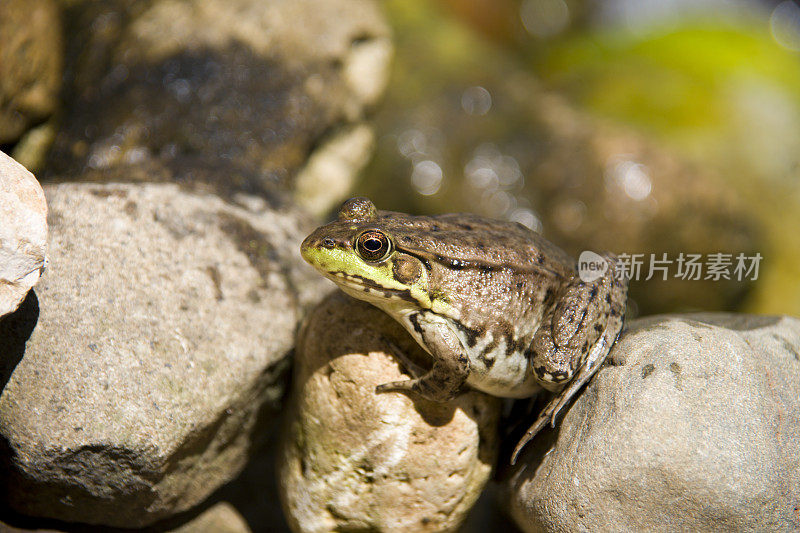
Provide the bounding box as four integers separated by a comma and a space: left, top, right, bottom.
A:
322, 237, 335, 248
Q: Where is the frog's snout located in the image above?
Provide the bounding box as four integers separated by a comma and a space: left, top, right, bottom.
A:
300, 234, 318, 262
300, 231, 340, 267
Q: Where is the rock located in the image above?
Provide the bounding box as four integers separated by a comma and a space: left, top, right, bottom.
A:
505, 313, 800, 532
48, 0, 391, 201
279, 292, 500, 533
294, 124, 376, 218
169, 502, 251, 533
10, 121, 57, 175
0, 0, 62, 144
0, 152, 47, 319
214, 414, 292, 532
0, 182, 328, 527
0, 501, 251, 532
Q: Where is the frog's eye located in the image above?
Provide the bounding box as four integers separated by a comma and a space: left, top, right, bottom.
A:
355, 230, 392, 262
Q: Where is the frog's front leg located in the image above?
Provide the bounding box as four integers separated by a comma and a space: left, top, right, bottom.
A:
512, 253, 627, 464
375, 316, 469, 402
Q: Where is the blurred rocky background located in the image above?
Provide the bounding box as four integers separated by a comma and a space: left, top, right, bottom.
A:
1, 0, 799, 532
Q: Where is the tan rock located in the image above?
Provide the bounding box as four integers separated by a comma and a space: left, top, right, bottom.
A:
0, 0, 62, 144
294, 124, 376, 217
170, 503, 251, 533
279, 292, 500, 533
0, 151, 47, 318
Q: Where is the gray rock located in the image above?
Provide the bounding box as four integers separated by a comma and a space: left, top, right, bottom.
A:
47, 0, 391, 202
0, 182, 328, 527
279, 292, 501, 533
0, 152, 47, 319
505, 313, 800, 532
0, 0, 62, 144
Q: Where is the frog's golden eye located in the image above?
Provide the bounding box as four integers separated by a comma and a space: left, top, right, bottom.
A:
355, 230, 392, 262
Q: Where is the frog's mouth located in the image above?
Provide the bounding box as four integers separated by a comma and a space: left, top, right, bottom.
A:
302, 242, 395, 290
301, 232, 440, 312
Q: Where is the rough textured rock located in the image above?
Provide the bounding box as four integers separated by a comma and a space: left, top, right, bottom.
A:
47, 0, 391, 201
505, 313, 800, 532
0, 0, 62, 144
279, 292, 501, 533
0, 182, 328, 527
0, 152, 47, 319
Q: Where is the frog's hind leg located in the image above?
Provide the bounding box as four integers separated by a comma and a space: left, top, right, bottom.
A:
548, 309, 625, 420
511, 253, 627, 464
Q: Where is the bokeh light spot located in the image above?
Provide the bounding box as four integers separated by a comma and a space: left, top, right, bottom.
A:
520, 0, 570, 39
461, 86, 492, 115
770, 1, 800, 52
411, 160, 443, 196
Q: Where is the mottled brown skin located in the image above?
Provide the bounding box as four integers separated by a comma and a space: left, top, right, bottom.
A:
301, 198, 628, 463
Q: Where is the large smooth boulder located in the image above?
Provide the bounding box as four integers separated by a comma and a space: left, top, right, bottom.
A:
0, 182, 327, 527
506, 313, 800, 532
279, 292, 501, 533
0, 152, 47, 319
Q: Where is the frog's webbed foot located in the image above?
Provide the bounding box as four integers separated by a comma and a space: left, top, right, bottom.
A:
512, 253, 627, 464
375, 317, 469, 403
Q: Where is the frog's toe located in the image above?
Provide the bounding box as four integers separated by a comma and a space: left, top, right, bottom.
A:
375, 380, 415, 395
511, 412, 550, 464
376, 377, 461, 402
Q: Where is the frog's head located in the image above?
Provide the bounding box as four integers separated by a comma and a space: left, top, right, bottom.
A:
301, 197, 434, 311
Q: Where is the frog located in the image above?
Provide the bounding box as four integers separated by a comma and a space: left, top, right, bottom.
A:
300, 197, 628, 464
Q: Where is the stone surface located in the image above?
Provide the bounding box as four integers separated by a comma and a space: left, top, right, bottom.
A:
0, 182, 328, 527
505, 313, 800, 532
0, 501, 251, 532
0, 0, 62, 144
0, 152, 47, 319
279, 292, 501, 533
294, 124, 376, 217
47, 0, 391, 200
170, 502, 251, 533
